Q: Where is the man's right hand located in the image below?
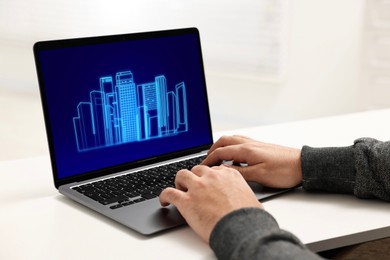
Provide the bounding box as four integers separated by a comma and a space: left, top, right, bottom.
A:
202, 135, 302, 188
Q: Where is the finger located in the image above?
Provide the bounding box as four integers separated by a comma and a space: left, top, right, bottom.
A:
190, 164, 210, 177
225, 164, 259, 182
207, 135, 253, 156
211, 161, 264, 183
175, 169, 198, 191
202, 145, 251, 166
159, 187, 186, 207
232, 135, 255, 142
211, 164, 243, 176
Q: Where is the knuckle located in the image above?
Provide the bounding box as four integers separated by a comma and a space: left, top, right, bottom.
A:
220, 135, 230, 141
191, 164, 203, 171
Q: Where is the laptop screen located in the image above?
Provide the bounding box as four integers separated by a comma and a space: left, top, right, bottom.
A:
34, 28, 213, 182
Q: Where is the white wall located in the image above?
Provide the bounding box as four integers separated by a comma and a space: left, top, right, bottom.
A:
360, 0, 390, 110
1, 0, 387, 131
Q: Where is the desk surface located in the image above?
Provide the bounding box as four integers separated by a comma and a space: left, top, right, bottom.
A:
1, 109, 390, 259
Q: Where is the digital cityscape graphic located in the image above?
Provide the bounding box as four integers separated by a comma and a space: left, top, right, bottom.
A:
73, 70, 188, 152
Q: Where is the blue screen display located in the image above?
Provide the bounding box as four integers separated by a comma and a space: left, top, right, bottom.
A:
37, 31, 212, 180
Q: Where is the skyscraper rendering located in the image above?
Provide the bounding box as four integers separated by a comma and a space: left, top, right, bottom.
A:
73, 70, 188, 152
73, 102, 95, 151
155, 75, 168, 135
175, 82, 188, 132
90, 90, 105, 147
115, 71, 138, 143
100, 77, 114, 145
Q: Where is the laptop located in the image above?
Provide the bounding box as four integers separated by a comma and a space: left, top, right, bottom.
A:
34, 27, 289, 235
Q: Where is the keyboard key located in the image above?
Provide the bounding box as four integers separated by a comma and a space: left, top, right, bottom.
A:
151, 187, 163, 196
133, 198, 146, 203
110, 204, 122, 209
122, 201, 134, 206
100, 195, 129, 205
142, 193, 157, 200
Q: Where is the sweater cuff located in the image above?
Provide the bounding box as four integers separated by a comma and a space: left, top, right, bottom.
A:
301, 145, 356, 193
209, 208, 279, 259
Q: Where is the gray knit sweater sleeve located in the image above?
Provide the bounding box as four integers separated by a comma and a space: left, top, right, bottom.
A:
210, 208, 324, 260
301, 138, 390, 201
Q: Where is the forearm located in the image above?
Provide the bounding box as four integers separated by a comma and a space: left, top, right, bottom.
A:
209, 208, 323, 260
301, 138, 390, 201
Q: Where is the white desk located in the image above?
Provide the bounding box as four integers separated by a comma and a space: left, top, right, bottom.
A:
1, 109, 390, 259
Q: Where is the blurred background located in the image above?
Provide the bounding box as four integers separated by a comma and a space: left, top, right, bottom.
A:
1, 0, 390, 160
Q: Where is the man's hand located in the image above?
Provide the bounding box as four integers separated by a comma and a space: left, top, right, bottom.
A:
159, 165, 262, 243
202, 135, 302, 188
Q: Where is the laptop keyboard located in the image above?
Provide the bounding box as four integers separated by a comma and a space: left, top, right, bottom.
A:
72, 155, 205, 209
